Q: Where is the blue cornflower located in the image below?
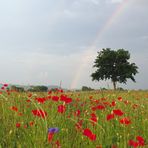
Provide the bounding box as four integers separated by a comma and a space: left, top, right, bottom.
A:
48, 127, 59, 133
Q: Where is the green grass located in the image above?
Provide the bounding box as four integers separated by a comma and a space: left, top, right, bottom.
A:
0, 90, 148, 148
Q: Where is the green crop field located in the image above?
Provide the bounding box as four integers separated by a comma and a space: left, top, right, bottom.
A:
0, 87, 148, 148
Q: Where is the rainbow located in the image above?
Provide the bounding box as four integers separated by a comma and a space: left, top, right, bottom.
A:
70, 0, 130, 89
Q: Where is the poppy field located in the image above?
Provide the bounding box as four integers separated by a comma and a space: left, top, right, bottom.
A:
0, 84, 148, 148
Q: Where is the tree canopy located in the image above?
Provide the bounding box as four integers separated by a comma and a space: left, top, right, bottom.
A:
91, 48, 138, 90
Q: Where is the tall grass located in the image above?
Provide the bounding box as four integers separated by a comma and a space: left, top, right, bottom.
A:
0, 90, 147, 148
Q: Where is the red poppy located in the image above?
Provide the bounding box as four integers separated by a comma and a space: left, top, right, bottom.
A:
119, 117, 131, 125
10, 106, 18, 112
48, 90, 52, 94
28, 93, 32, 98
133, 104, 138, 109
107, 113, 115, 121
64, 97, 72, 104
32, 109, 47, 118
92, 105, 105, 111
55, 140, 61, 148
60, 95, 72, 104
48, 133, 54, 143
128, 140, 139, 147
75, 120, 83, 131
128, 136, 145, 147
83, 128, 96, 141
136, 136, 145, 146
74, 110, 81, 117
16, 123, 21, 128
29, 121, 34, 126
58, 105, 66, 113
52, 96, 59, 102
117, 97, 122, 101
1, 87, 5, 90
89, 96, 93, 99
90, 113, 97, 124
96, 105, 105, 110
26, 99, 31, 102
3, 84, 8, 87
24, 125, 27, 128
83, 128, 92, 136
113, 109, 124, 116
111, 101, 116, 107
89, 134, 96, 141
18, 112, 23, 116
35, 97, 46, 104
124, 100, 129, 105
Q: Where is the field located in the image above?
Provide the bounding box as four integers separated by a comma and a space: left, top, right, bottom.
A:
0, 86, 148, 148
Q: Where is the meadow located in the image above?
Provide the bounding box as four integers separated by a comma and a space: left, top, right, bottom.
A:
0, 85, 148, 148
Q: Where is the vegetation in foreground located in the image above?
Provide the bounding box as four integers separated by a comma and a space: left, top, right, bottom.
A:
0, 84, 148, 148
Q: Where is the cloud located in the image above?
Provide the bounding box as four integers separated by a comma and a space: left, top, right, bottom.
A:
106, 0, 123, 4
0, 0, 148, 89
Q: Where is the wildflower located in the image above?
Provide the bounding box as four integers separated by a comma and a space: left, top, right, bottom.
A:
91, 105, 105, 111
57, 105, 66, 113
52, 96, 59, 102
28, 93, 32, 98
48, 127, 59, 143
96, 105, 105, 110
18, 112, 23, 116
83, 128, 96, 141
75, 120, 83, 131
16, 123, 21, 128
3, 84, 8, 87
60, 95, 72, 104
29, 121, 34, 126
113, 109, 124, 116
128, 136, 145, 147
35, 97, 46, 104
136, 136, 145, 146
90, 113, 97, 125
48, 127, 59, 133
119, 117, 131, 125
55, 140, 61, 148
1, 87, 5, 90
74, 110, 81, 117
10, 106, 18, 112
107, 113, 115, 121
128, 140, 139, 147
32, 109, 47, 118
24, 125, 27, 128
117, 97, 123, 101
124, 100, 129, 105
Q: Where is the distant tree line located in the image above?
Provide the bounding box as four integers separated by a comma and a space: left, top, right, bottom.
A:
82, 86, 94, 91
27, 86, 48, 92
10, 85, 48, 92
11, 85, 25, 92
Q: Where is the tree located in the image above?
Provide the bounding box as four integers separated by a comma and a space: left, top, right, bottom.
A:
82, 86, 94, 91
11, 85, 25, 92
91, 48, 138, 90
28, 86, 48, 92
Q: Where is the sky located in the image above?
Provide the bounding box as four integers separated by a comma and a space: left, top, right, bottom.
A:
0, 0, 148, 90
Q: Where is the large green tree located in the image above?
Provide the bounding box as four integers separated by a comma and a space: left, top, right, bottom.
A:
91, 48, 138, 90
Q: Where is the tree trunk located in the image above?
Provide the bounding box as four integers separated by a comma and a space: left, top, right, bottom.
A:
113, 81, 116, 90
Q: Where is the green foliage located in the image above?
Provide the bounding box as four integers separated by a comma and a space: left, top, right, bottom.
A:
91, 48, 138, 89
11, 85, 25, 92
82, 86, 94, 91
28, 86, 48, 92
